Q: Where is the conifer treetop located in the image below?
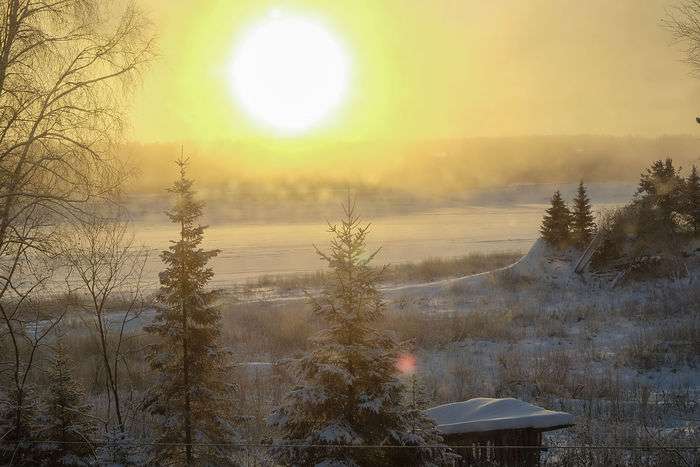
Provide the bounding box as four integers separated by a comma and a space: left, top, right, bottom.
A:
540, 190, 572, 248
166, 156, 205, 227
571, 181, 596, 248
312, 197, 384, 326
158, 156, 220, 302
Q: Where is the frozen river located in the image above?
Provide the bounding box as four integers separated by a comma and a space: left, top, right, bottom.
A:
134, 206, 540, 286
132, 181, 632, 286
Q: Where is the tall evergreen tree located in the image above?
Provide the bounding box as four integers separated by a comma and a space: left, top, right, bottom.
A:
145, 157, 238, 466
540, 191, 572, 248
685, 164, 700, 234
268, 200, 453, 466
571, 181, 596, 248
38, 344, 95, 466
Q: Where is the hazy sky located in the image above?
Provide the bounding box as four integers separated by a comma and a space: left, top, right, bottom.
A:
129, 0, 699, 143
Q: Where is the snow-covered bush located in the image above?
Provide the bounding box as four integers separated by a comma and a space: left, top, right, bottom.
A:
35, 345, 96, 466
96, 428, 145, 467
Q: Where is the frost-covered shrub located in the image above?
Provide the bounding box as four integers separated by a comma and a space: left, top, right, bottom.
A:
384, 309, 518, 349
495, 349, 528, 397
622, 319, 700, 370
655, 320, 700, 367
621, 331, 668, 370
489, 268, 534, 292
531, 350, 573, 398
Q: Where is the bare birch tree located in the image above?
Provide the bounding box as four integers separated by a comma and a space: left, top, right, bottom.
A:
0, 0, 153, 452
59, 217, 149, 434
664, 1, 700, 74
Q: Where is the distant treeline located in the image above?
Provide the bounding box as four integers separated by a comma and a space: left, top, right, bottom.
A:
122, 135, 700, 197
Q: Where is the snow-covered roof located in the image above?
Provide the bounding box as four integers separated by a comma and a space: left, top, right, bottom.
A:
424, 398, 574, 435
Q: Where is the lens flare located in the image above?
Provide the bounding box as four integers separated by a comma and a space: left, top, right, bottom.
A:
396, 354, 417, 374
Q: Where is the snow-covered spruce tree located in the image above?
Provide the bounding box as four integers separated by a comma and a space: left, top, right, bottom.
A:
96, 427, 145, 467
540, 190, 572, 249
0, 386, 40, 464
389, 368, 453, 467
145, 158, 238, 465
268, 200, 454, 466
685, 165, 700, 234
37, 344, 96, 466
571, 181, 596, 248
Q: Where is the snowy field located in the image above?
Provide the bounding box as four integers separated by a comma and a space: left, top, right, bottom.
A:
43, 180, 699, 465
211, 237, 699, 465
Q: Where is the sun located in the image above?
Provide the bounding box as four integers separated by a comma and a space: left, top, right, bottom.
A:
229, 12, 350, 135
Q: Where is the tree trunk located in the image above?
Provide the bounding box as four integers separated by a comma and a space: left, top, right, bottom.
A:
182, 298, 193, 465
94, 302, 124, 432
181, 214, 193, 465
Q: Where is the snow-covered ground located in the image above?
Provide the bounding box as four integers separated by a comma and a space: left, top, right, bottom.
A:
392, 239, 699, 465
44, 222, 698, 464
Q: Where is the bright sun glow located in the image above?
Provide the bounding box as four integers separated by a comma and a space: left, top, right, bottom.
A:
229, 12, 350, 135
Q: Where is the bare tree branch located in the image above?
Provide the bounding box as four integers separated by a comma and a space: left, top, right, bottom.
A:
0, 0, 154, 448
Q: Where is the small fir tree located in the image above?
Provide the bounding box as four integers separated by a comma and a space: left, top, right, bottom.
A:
96, 427, 145, 467
571, 181, 596, 248
145, 157, 238, 465
685, 165, 700, 234
540, 190, 572, 248
0, 386, 39, 464
268, 200, 453, 466
38, 344, 95, 466
391, 366, 452, 467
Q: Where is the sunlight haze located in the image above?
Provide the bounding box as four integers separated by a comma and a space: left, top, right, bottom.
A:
132, 0, 699, 144
2, 1, 700, 463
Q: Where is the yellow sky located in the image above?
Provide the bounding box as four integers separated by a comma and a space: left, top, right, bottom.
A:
129, 0, 700, 144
